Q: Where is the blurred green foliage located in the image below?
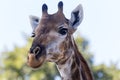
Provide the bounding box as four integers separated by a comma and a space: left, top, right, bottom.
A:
0, 36, 120, 80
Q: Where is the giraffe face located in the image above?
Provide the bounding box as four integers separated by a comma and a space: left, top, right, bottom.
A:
27, 1, 83, 68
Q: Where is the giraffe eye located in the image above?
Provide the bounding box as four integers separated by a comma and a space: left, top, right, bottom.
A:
31, 33, 36, 37
58, 28, 68, 35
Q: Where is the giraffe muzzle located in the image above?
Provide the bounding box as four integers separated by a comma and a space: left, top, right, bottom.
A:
27, 45, 46, 68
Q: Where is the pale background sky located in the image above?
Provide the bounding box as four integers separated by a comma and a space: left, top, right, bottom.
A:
0, 0, 120, 68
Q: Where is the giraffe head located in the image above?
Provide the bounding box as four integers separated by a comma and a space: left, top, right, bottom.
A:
27, 1, 83, 68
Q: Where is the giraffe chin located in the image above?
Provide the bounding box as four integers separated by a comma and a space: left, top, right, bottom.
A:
27, 54, 45, 69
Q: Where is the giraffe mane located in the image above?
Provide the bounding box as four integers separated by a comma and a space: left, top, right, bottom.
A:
73, 39, 94, 80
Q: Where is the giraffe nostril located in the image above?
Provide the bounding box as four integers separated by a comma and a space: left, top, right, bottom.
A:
33, 47, 41, 55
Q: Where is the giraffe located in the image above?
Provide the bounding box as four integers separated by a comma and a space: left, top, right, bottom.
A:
27, 1, 94, 80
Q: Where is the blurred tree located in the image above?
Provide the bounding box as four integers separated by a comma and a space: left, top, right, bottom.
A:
0, 35, 120, 80
93, 63, 120, 80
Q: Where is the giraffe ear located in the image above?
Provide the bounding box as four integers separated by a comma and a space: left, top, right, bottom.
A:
29, 15, 40, 31
69, 4, 83, 30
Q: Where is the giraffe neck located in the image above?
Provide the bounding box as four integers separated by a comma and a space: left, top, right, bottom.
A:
56, 52, 81, 80
56, 36, 93, 80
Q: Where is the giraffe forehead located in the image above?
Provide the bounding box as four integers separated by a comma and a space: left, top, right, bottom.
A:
41, 13, 67, 26
36, 16, 68, 35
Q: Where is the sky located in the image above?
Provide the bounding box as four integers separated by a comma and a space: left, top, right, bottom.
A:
0, 0, 120, 68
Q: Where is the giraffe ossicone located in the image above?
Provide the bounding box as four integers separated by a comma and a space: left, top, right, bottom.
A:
27, 1, 94, 80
